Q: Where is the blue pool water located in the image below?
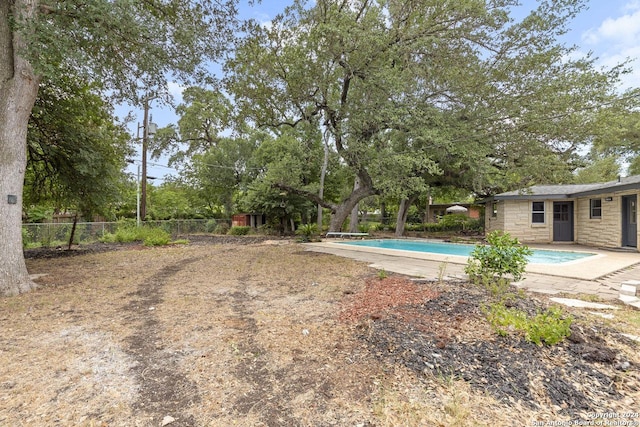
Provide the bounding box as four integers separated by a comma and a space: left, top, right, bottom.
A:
337, 239, 596, 264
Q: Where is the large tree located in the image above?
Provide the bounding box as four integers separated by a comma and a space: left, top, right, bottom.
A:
25, 76, 132, 219
0, 0, 236, 296
226, 0, 636, 232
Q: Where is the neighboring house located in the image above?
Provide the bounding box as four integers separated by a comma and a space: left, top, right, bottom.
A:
232, 213, 266, 228
485, 175, 640, 250
426, 204, 483, 223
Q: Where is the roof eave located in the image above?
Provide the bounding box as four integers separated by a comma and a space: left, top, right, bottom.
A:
494, 194, 569, 201
570, 182, 640, 198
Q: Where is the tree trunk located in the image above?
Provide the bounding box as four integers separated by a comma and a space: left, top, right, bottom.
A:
348, 177, 360, 233
0, 0, 40, 296
395, 196, 416, 237
380, 202, 387, 225
328, 180, 376, 232
317, 129, 329, 229
67, 213, 78, 251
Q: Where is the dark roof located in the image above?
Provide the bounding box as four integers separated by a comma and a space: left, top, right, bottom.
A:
493, 175, 640, 200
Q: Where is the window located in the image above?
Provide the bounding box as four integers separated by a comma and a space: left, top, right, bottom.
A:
491, 201, 498, 218
590, 199, 602, 219
532, 201, 545, 223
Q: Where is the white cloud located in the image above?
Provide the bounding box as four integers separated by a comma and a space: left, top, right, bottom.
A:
583, 2, 640, 46
579, 2, 640, 90
167, 81, 186, 103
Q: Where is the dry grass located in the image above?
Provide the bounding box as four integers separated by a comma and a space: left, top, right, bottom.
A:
0, 240, 637, 426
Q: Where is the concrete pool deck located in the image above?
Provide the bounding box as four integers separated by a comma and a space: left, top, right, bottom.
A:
304, 240, 640, 300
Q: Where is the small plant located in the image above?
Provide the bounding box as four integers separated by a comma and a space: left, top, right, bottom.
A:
214, 222, 230, 235
205, 219, 217, 233
171, 239, 190, 245
437, 261, 448, 283
295, 223, 319, 242
141, 228, 171, 246
358, 223, 370, 233
228, 225, 251, 236
465, 231, 533, 282
100, 223, 171, 246
484, 303, 572, 345
377, 269, 388, 279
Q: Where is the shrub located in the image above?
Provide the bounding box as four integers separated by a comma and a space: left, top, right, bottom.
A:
22, 228, 30, 249
100, 224, 171, 246
438, 213, 468, 230
465, 231, 533, 282
140, 227, 171, 246
295, 223, 319, 242
484, 303, 572, 346
228, 225, 251, 236
205, 219, 217, 233
214, 222, 230, 235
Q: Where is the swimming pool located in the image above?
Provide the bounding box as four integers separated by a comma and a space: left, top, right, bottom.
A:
337, 239, 596, 264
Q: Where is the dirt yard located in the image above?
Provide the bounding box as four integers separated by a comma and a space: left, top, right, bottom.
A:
1, 236, 638, 426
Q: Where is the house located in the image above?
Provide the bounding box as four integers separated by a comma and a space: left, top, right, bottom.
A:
485, 175, 640, 250
232, 213, 266, 228
426, 203, 483, 223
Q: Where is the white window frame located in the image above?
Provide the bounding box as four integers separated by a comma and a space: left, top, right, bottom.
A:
590, 199, 602, 219
532, 201, 545, 224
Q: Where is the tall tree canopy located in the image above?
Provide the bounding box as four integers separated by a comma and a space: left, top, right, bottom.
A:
225, 0, 638, 232
0, 0, 237, 296
25, 76, 132, 219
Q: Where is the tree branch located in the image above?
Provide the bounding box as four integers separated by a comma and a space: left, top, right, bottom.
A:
271, 183, 336, 211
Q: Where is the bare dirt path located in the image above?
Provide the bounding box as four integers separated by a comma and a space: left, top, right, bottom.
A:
0, 238, 638, 426
123, 256, 205, 426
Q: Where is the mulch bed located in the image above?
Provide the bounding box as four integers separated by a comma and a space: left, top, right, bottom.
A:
339, 275, 640, 418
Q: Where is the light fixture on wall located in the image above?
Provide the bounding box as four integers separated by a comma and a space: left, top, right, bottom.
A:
605, 197, 613, 202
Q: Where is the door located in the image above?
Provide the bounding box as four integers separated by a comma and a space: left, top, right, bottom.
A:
553, 201, 574, 242
622, 195, 637, 247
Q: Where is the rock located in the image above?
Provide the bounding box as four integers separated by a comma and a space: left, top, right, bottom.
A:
567, 327, 586, 344
550, 297, 619, 310
615, 361, 631, 371
580, 346, 617, 363
161, 415, 175, 426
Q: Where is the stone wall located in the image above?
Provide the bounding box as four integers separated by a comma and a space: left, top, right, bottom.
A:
486, 190, 640, 249
485, 199, 552, 243
575, 191, 640, 249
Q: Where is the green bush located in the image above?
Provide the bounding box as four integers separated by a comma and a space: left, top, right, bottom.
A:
228, 226, 251, 235
100, 224, 171, 246
22, 228, 31, 249
140, 227, 171, 246
295, 223, 319, 242
438, 213, 468, 230
358, 223, 371, 233
465, 231, 533, 282
205, 219, 217, 233
214, 223, 230, 235
484, 303, 572, 346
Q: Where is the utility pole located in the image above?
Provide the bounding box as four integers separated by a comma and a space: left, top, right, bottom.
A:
141, 97, 150, 222
139, 96, 158, 222
136, 164, 141, 227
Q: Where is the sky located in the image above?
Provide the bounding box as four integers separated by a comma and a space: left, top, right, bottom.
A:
125, 0, 640, 183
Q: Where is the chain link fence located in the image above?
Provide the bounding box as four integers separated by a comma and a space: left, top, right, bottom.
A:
22, 219, 231, 248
